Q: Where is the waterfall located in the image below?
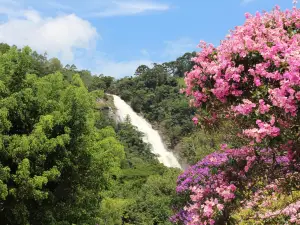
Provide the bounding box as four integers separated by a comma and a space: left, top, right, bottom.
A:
112, 95, 182, 169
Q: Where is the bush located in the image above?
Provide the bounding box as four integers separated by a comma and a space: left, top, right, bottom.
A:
173, 6, 300, 225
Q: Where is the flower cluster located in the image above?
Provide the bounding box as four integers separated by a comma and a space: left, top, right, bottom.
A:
243, 116, 280, 143
236, 174, 300, 223
174, 153, 296, 223
171, 147, 294, 224
171, 152, 234, 225
258, 99, 270, 114
216, 184, 236, 202
173, 6, 300, 224
183, 6, 300, 143
232, 99, 256, 115
260, 201, 300, 223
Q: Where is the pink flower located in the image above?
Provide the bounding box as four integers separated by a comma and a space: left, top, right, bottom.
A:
232, 99, 256, 115
194, 90, 208, 104
269, 87, 297, 116
192, 117, 199, 125
229, 184, 237, 192
190, 186, 206, 202
216, 185, 236, 202
220, 143, 228, 150
203, 204, 214, 217
290, 215, 297, 223
211, 79, 230, 102
243, 118, 280, 142
217, 204, 224, 211
254, 77, 262, 86
295, 91, 300, 101
209, 219, 215, 225
245, 156, 256, 172
266, 184, 278, 191
258, 99, 270, 114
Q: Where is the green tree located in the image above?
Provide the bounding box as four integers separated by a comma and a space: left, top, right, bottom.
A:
48, 57, 63, 73
134, 65, 150, 76
126, 169, 180, 225
89, 75, 115, 92
0, 43, 10, 54
0, 46, 125, 225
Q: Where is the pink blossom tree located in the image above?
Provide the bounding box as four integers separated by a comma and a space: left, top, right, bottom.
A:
172, 4, 300, 225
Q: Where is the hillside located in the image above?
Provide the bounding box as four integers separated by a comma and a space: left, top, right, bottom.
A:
0, 44, 180, 224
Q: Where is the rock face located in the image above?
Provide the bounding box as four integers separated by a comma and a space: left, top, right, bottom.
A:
107, 106, 118, 121
97, 94, 119, 122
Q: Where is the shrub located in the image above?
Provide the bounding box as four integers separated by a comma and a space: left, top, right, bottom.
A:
173, 5, 300, 225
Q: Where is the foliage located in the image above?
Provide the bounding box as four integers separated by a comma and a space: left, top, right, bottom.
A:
231, 182, 300, 224
0, 46, 125, 224
135, 65, 150, 76
91, 106, 182, 224
0, 43, 98, 89
116, 119, 181, 224
125, 169, 181, 225
178, 128, 224, 164
89, 74, 115, 92
111, 59, 196, 148
162, 52, 197, 78
173, 6, 300, 225
116, 118, 157, 163
0, 42, 186, 225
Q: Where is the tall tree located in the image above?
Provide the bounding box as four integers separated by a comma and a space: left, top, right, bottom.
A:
0, 46, 125, 225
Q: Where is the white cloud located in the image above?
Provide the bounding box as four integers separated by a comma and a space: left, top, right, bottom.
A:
23, 10, 41, 23
0, 0, 173, 79
0, 9, 98, 62
89, 1, 170, 17
162, 37, 196, 60
10, 0, 170, 18
94, 57, 154, 78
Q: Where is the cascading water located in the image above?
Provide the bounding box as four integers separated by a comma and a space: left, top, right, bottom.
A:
112, 95, 182, 169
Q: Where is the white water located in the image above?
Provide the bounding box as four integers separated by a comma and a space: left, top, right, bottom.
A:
112, 95, 182, 169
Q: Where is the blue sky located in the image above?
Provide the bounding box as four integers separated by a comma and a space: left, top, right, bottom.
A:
0, 0, 295, 78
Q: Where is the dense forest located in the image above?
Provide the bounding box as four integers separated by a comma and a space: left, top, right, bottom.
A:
0, 43, 181, 224
0, 4, 300, 225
